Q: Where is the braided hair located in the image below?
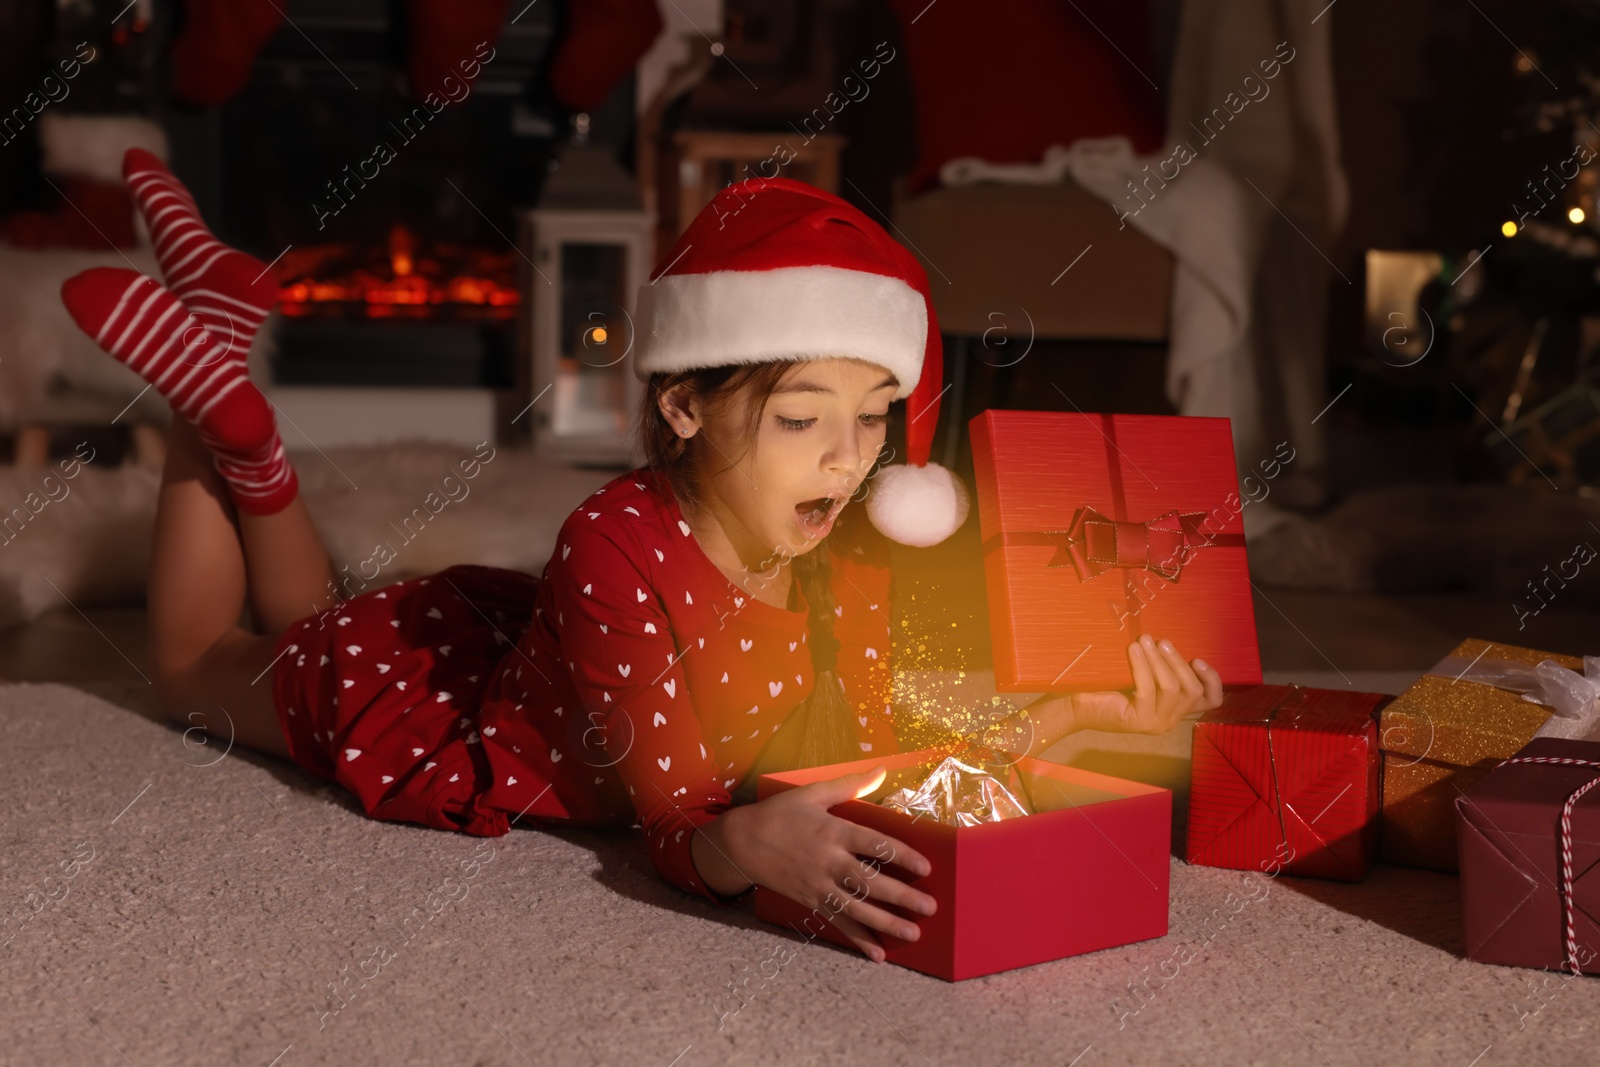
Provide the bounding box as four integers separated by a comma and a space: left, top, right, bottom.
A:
637, 365, 876, 784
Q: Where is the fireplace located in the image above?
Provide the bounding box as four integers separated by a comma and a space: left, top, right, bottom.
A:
168, 0, 636, 410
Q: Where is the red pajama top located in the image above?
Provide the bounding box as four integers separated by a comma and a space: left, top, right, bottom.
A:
474, 471, 898, 899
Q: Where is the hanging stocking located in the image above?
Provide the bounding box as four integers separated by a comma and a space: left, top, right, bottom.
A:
547, 0, 665, 112
169, 0, 284, 108
404, 0, 510, 102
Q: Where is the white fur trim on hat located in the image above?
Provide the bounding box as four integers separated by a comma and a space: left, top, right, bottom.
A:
634, 265, 926, 399
39, 113, 168, 183
866, 462, 969, 547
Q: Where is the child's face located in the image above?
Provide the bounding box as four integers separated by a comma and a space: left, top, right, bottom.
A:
700, 357, 896, 564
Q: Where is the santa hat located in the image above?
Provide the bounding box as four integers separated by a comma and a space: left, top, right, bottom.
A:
633, 177, 968, 547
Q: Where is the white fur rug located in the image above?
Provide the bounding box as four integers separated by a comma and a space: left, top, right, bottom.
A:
0, 442, 616, 631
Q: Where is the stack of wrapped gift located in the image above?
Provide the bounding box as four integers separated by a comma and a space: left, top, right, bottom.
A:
753, 748, 1171, 981
1458, 736, 1600, 975
751, 410, 1274, 979
1379, 638, 1593, 872
1186, 685, 1390, 881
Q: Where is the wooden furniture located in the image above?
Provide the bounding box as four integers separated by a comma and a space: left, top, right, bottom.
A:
891, 179, 1176, 467
658, 129, 845, 251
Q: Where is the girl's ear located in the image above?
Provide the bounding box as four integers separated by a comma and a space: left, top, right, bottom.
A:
657, 383, 700, 436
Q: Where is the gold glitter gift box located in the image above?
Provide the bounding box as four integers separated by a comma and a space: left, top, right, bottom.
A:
1378, 638, 1583, 872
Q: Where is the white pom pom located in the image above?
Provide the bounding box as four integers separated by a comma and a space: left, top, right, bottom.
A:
865, 463, 970, 547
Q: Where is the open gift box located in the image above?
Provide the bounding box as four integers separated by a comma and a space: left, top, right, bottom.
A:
751, 749, 1171, 981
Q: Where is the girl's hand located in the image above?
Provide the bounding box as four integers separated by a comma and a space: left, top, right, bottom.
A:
1071, 634, 1223, 735
693, 766, 936, 962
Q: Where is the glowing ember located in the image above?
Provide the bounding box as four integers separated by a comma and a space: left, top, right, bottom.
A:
276, 225, 519, 320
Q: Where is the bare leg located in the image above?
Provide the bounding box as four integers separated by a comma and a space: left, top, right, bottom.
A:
147, 420, 336, 758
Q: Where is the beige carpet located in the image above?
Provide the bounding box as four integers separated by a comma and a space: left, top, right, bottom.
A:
3, 673, 1597, 1067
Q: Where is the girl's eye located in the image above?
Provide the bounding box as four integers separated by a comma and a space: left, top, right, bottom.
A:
860, 412, 889, 426
776, 416, 814, 431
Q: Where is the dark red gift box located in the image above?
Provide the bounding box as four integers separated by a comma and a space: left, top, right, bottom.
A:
1185, 685, 1389, 881
969, 410, 1263, 692
1457, 737, 1600, 975
751, 749, 1171, 981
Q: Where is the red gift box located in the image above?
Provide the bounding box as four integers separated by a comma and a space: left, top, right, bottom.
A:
1458, 737, 1600, 975
969, 410, 1263, 692
1185, 685, 1389, 881
751, 749, 1171, 981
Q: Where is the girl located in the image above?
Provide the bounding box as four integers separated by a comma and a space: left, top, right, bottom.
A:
61, 156, 1223, 963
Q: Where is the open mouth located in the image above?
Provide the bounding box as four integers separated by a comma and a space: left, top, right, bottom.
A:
794, 495, 844, 538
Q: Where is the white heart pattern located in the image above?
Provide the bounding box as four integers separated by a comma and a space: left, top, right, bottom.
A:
562, 544, 571, 560
653, 712, 667, 726
381, 775, 394, 784
436, 692, 451, 703
663, 679, 676, 698
599, 624, 608, 634
346, 645, 361, 656
834, 605, 843, 617
769, 681, 783, 697
376, 663, 390, 674
654, 548, 665, 562
721, 672, 729, 683
741, 639, 753, 651
338, 616, 352, 626
507, 776, 518, 786
636, 588, 647, 603
583, 583, 593, 595
789, 642, 797, 652
427, 607, 443, 620
678, 520, 692, 536
644, 622, 657, 634
425, 761, 437, 771
859, 716, 869, 726
865, 647, 878, 659
341, 679, 354, 689
396, 681, 407, 691
344, 748, 361, 761
483, 726, 496, 736
550, 748, 563, 762
412, 747, 425, 757
658, 756, 672, 771
624, 506, 640, 516
747, 705, 760, 715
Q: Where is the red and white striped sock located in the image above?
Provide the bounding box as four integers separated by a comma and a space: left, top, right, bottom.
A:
61, 267, 299, 516
122, 148, 277, 365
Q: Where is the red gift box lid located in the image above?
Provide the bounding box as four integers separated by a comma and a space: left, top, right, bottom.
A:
970, 409, 1263, 691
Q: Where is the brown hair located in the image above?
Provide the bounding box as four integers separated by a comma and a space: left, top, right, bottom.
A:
637, 366, 872, 780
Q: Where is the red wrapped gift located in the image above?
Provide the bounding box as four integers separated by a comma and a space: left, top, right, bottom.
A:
969, 410, 1263, 692
752, 749, 1171, 981
1186, 685, 1389, 881
1458, 737, 1600, 975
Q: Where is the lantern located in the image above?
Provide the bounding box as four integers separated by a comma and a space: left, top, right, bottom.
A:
521, 122, 655, 464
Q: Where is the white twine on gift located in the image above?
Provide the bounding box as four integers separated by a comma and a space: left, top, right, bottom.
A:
1494, 755, 1600, 975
